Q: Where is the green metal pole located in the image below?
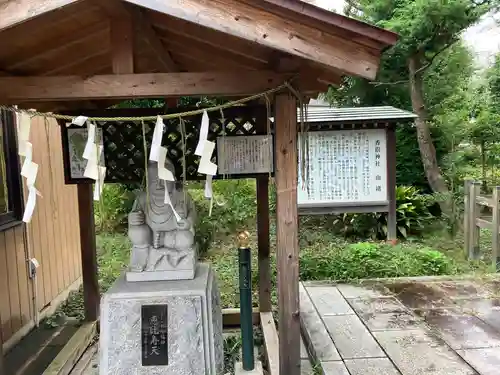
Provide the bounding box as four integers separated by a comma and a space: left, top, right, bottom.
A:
238, 231, 254, 370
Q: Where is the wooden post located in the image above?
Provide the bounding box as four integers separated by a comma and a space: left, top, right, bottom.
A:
255, 107, 272, 313
257, 177, 271, 312
275, 92, 300, 375
469, 182, 481, 260
492, 186, 500, 271
77, 185, 99, 321
463, 180, 472, 258
386, 125, 397, 241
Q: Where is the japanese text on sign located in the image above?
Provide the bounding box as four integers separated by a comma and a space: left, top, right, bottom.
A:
217, 135, 273, 175
298, 129, 387, 205
141, 304, 168, 366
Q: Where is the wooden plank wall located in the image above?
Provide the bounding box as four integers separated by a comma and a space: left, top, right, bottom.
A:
0, 116, 82, 346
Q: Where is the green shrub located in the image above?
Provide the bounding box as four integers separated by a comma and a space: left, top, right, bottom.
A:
299, 242, 459, 281
190, 179, 257, 255
94, 184, 137, 233
333, 186, 435, 240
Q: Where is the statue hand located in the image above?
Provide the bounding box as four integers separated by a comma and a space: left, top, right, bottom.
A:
129, 211, 145, 225
176, 218, 191, 231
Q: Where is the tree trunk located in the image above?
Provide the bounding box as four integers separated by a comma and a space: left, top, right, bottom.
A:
408, 55, 452, 215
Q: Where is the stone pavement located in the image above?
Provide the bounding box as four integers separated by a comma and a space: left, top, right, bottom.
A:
300, 277, 500, 375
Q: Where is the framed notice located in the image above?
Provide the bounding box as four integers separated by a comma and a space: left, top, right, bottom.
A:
298, 129, 388, 205
217, 135, 273, 175
64, 126, 104, 181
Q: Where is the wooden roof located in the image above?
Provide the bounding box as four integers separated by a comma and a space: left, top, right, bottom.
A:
0, 0, 398, 111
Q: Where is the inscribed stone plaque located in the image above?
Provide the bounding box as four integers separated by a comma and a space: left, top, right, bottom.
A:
66, 127, 104, 179
298, 129, 388, 205
141, 304, 168, 366
217, 135, 273, 174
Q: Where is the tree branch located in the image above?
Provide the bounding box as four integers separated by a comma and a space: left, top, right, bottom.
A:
369, 80, 408, 87
413, 41, 458, 76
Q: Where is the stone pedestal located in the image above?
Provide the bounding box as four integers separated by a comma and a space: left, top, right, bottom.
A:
99, 263, 224, 375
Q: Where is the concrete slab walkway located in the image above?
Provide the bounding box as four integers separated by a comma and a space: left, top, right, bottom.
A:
300, 277, 500, 375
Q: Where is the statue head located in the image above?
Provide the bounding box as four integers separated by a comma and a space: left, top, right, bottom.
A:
147, 157, 176, 196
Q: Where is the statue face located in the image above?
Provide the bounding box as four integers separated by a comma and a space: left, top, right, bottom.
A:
147, 160, 175, 195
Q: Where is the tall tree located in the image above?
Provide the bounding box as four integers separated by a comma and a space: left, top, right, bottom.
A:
329, 0, 492, 213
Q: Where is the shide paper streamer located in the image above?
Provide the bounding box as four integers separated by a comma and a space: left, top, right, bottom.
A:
17, 113, 42, 223
149, 115, 165, 162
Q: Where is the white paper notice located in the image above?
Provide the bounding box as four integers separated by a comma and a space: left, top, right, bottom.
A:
71, 116, 88, 126
217, 135, 273, 174
23, 186, 37, 223
194, 110, 210, 156
149, 116, 165, 162
163, 181, 182, 222
204, 175, 213, 198
157, 147, 175, 181
197, 140, 217, 176
82, 123, 96, 160
93, 166, 107, 201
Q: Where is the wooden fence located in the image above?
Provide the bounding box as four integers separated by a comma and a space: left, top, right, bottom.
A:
464, 180, 500, 271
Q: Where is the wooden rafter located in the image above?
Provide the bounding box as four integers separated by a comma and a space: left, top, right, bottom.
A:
131, 7, 178, 72
149, 13, 273, 64
3, 21, 109, 71
91, 0, 179, 72
0, 71, 294, 102
124, 0, 381, 79
0, 0, 80, 31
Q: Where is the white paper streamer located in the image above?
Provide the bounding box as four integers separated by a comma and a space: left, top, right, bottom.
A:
23, 186, 37, 223
23, 162, 38, 187
18, 113, 31, 141
93, 166, 107, 201
71, 116, 88, 126
163, 181, 182, 222
82, 123, 96, 160
157, 147, 175, 181
84, 144, 103, 180
20, 142, 33, 175
204, 175, 213, 198
194, 110, 210, 156
149, 116, 165, 162
197, 140, 217, 175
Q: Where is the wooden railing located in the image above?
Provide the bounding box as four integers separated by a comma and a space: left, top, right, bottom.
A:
464, 180, 500, 271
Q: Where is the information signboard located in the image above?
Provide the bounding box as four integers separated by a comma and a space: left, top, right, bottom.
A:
216, 135, 273, 175
297, 129, 388, 205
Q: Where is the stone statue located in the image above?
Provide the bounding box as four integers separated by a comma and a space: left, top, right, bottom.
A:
126, 158, 197, 281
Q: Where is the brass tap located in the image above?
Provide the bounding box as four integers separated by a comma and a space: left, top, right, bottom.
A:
237, 230, 250, 249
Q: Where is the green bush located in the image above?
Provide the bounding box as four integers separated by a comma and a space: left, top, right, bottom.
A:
190, 179, 257, 255
333, 186, 435, 239
299, 242, 458, 281
94, 184, 137, 233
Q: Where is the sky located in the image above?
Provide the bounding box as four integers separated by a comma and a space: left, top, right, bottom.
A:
310, 0, 500, 68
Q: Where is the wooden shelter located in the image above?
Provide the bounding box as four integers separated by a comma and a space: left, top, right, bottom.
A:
0, 0, 397, 373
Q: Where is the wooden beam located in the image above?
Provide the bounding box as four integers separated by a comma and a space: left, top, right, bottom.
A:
274, 93, 300, 375
0, 0, 80, 31
77, 185, 99, 322
110, 10, 134, 74
43, 321, 97, 375
124, 0, 380, 79
261, 312, 280, 375
222, 308, 260, 328
131, 8, 179, 72
0, 72, 292, 102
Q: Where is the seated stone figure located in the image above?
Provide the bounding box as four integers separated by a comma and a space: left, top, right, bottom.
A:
126, 158, 197, 281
